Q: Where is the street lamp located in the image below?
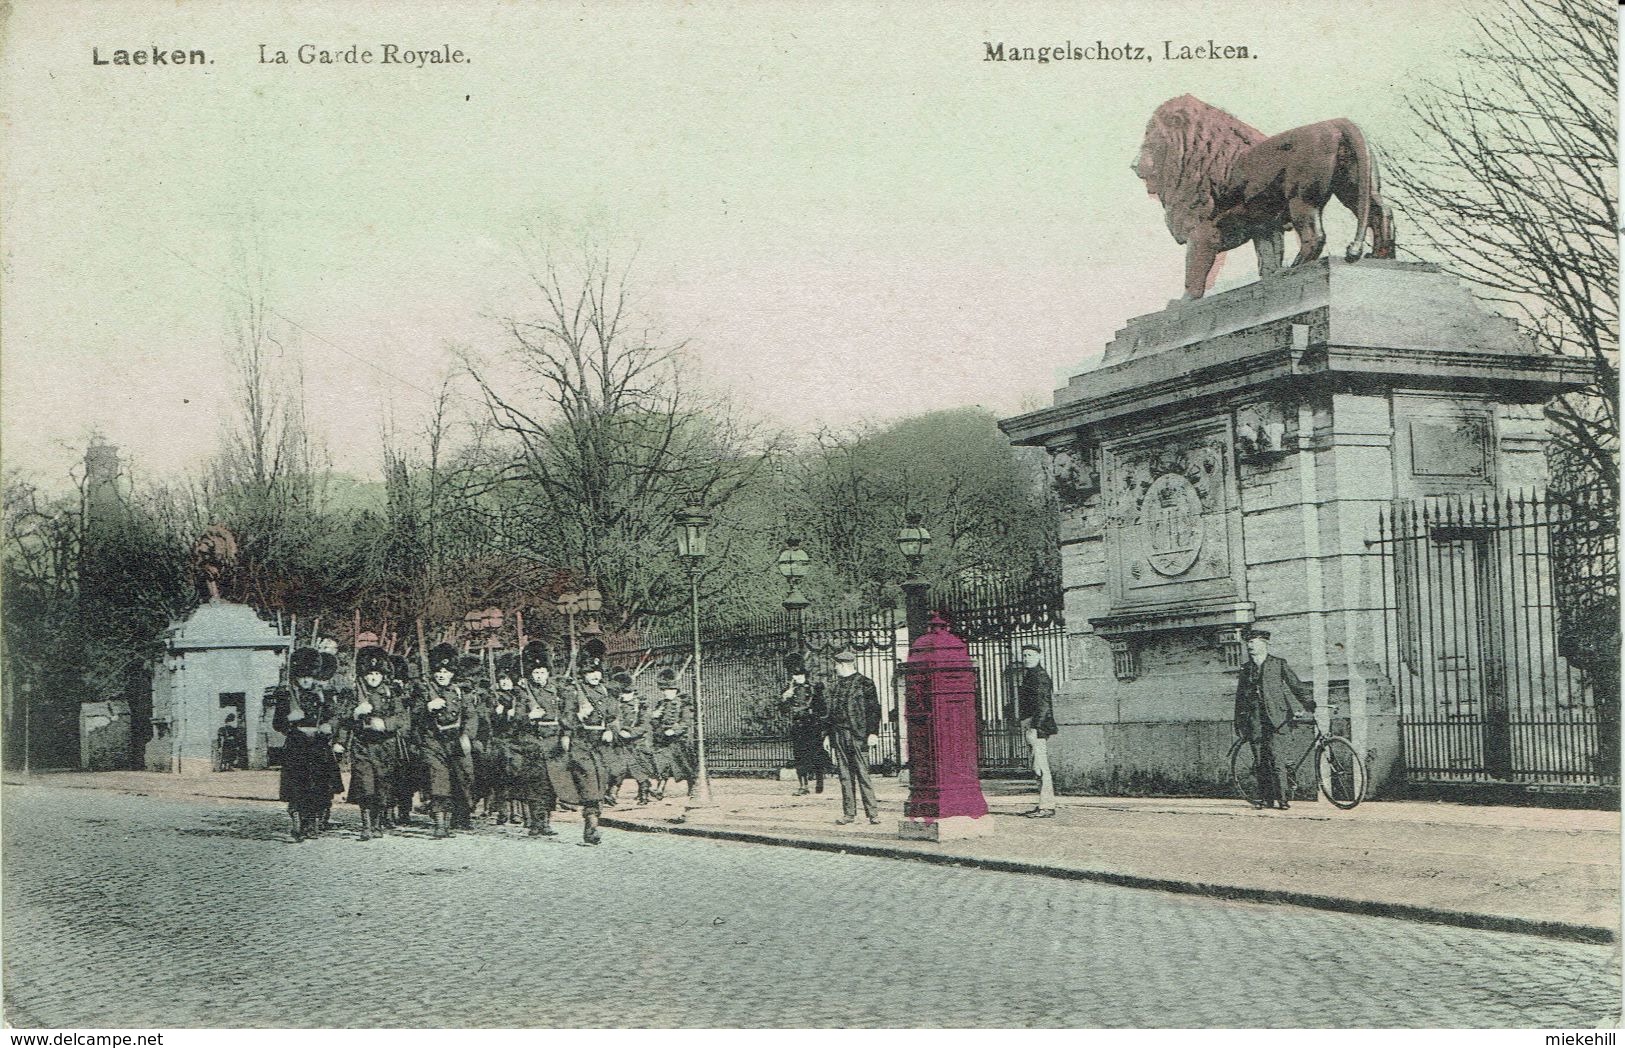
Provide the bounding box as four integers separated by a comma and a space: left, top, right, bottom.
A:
896, 512, 933, 643
674, 499, 714, 807
777, 537, 811, 647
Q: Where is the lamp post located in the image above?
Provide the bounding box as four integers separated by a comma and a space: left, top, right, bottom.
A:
675, 499, 714, 807
554, 590, 582, 662
555, 585, 604, 672
896, 512, 933, 644
777, 536, 812, 650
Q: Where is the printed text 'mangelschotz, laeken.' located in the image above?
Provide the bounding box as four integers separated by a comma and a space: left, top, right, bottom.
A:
983, 40, 1255, 63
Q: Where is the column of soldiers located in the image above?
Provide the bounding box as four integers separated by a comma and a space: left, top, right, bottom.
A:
271, 638, 701, 847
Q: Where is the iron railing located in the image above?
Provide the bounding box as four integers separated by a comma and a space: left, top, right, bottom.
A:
1373, 492, 1618, 789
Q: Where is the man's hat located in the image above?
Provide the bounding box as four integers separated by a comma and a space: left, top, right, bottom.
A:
784, 652, 806, 676
1019, 642, 1042, 654
317, 652, 339, 682
581, 638, 607, 673
520, 640, 553, 676
495, 652, 520, 680
290, 646, 322, 679
389, 653, 411, 682
610, 669, 635, 689
356, 645, 389, 677
833, 649, 857, 664
456, 653, 484, 680
428, 643, 458, 673
1244, 628, 1272, 641
656, 668, 679, 688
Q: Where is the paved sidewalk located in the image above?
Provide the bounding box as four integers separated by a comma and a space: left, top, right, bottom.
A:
12, 768, 1620, 942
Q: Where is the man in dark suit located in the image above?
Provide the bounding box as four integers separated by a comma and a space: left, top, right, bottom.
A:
1016, 642, 1058, 818
826, 649, 882, 825
1233, 629, 1316, 810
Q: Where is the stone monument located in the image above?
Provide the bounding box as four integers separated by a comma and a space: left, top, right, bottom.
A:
999, 257, 1589, 796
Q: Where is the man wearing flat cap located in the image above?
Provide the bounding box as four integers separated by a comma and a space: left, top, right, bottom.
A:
1016, 642, 1058, 818
825, 649, 883, 825
1234, 629, 1316, 810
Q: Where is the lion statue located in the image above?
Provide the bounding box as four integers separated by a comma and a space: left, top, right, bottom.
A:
1132, 95, 1395, 300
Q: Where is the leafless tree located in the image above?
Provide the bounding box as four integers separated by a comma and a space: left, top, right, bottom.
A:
463, 242, 785, 627
1385, 0, 1617, 499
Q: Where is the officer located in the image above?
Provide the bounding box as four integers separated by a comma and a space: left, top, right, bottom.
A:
272, 646, 342, 842
1234, 629, 1316, 810
784, 653, 827, 795
419, 643, 476, 839
511, 641, 571, 836
826, 648, 883, 825
565, 653, 618, 846
338, 645, 409, 841
645, 669, 694, 801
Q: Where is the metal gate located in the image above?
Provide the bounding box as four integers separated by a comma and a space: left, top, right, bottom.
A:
1372, 493, 1617, 788
940, 576, 1067, 776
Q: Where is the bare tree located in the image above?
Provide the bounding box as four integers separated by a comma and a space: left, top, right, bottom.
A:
1385, 0, 1617, 498
463, 242, 785, 627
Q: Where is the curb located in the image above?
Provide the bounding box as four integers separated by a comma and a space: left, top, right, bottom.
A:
599, 815, 1617, 946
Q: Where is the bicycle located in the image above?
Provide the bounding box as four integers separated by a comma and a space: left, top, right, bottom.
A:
1228, 713, 1367, 810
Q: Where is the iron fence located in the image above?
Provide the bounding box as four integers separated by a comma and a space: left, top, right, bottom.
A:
1373, 492, 1618, 789
938, 575, 1067, 776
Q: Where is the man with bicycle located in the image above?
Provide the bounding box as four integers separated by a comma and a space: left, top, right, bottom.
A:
1233, 629, 1315, 810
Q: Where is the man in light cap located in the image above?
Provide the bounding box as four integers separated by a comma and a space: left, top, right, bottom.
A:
825, 648, 883, 825
1017, 642, 1058, 817
1234, 628, 1315, 810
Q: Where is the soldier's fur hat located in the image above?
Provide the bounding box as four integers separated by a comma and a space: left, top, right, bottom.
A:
783, 652, 806, 676
317, 652, 338, 682
581, 637, 607, 673
495, 652, 521, 681
610, 668, 635, 689
290, 646, 322, 680
656, 668, 679, 689
428, 643, 459, 674
520, 640, 553, 676
389, 653, 412, 682
356, 646, 390, 678
456, 653, 484, 681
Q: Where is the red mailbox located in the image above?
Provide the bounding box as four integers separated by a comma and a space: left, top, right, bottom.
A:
901, 614, 990, 838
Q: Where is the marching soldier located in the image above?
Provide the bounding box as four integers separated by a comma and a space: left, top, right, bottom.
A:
785, 653, 827, 795
273, 646, 343, 842
456, 653, 493, 827
388, 653, 421, 827
606, 669, 655, 806
565, 653, 618, 846
419, 643, 476, 839
337, 645, 409, 840
510, 641, 572, 836
487, 653, 523, 825
645, 669, 694, 801
314, 649, 344, 831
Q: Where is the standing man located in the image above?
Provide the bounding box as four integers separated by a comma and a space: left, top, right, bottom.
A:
825, 649, 882, 826
784, 653, 826, 796
1016, 642, 1059, 818
565, 655, 618, 846
1233, 629, 1316, 810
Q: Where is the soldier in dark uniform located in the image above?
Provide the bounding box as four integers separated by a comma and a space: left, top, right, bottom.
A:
1233, 629, 1316, 810
387, 653, 420, 827
455, 653, 493, 828
272, 647, 343, 842
605, 669, 655, 806
645, 669, 694, 801
509, 642, 571, 836
419, 643, 476, 839
486, 653, 523, 825
826, 648, 882, 825
314, 649, 344, 830
336, 645, 409, 841
565, 656, 618, 846
784, 653, 827, 795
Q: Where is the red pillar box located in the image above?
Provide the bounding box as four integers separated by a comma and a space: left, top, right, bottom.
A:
900, 614, 992, 841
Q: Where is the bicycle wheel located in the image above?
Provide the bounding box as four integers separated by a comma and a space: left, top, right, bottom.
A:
1229, 736, 1263, 808
1316, 735, 1366, 809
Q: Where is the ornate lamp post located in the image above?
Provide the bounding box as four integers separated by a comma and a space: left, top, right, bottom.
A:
777, 536, 812, 649
675, 499, 715, 807
896, 512, 933, 643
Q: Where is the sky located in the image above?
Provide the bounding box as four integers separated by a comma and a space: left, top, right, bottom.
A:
1, 0, 1501, 488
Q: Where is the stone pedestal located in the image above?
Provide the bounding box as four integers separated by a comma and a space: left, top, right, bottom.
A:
148, 601, 290, 775
999, 259, 1588, 797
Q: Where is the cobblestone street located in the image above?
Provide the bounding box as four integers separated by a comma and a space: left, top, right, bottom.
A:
3, 783, 1619, 1028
